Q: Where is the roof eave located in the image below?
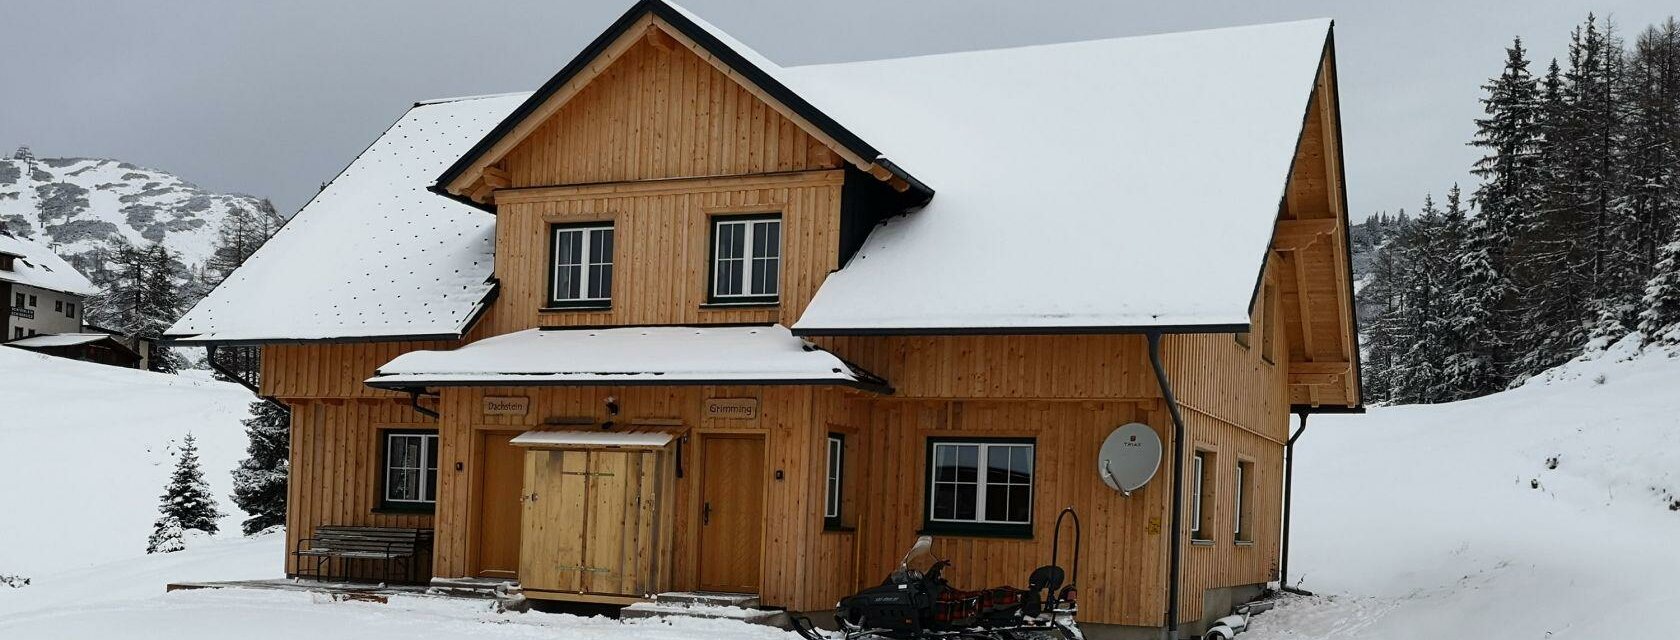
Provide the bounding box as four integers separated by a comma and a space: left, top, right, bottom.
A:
790, 322, 1252, 338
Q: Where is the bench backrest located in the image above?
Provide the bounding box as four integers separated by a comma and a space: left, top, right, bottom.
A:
312, 526, 432, 554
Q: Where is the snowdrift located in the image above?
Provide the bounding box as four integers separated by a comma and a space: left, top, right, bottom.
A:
1250, 335, 1680, 639
0, 348, 254, 578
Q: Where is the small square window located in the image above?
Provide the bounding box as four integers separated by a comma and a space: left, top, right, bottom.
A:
55, 300, 62, 312
709, 215, 781, 304
548, 223, 614, 308
27, 295, 36, 307
380, 430, 439, 512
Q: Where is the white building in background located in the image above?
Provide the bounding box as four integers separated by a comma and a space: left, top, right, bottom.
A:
0, 231, 96, 341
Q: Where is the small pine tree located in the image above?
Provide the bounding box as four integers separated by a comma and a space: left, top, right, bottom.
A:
156, 433, 222, 537
146, 513, 185, 554
1640, 233, 1680, 342
231, 401, 290, 535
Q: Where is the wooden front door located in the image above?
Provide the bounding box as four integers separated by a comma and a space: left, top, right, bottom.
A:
518, 447, 673, 599
696, 434, 766, 593
475, 432, 523, 578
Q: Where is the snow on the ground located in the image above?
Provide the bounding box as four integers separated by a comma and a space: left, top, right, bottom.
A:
0, 348, 254, 578
1246, 335, 1680, 639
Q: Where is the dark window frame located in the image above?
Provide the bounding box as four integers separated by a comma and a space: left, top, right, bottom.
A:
921, 436, 1036, 539
706, 213, 782, 306
376, 428, 439, 513
546, 221, 615, 310
825, 433, 845, 529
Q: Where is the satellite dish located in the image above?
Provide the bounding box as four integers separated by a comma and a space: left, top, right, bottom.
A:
1098, 422, 1162, 496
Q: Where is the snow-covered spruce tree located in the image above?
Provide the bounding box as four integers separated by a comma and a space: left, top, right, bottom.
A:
157, 433, 222, 537
1465, 38, 1542, 391
1619, 21, 1680, 336
146, 513, 185, 554
1437, 185, 1498, 401
231, 400, 290, 535
142, 244, 189, 373
1640, 231, 1680, 342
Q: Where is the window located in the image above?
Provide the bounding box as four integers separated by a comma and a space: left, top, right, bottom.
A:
65, 302, 74, 318
26, 329, 35, 337
11, 327, 20, 339
825, 434, 844, 528
1191, 450, 1215, 542
1260, 282, 1277, 364
1235, 460, 1255, 543
54, 300, 62, 312
13, 292, 23, 307
27, 294, 35, 307
380, 430, 439, 511
709, 216, 781, 303
925, 438, 1034, 537
548, 223, 614, 308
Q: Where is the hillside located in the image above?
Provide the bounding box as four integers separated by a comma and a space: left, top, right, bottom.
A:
0, 147, 284, 277
0, 347, 254, 580
1247, 335, 1680, 638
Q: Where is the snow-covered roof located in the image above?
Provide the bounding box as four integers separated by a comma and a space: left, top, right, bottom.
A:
4, 333, 114, 348
164, 93, 531, 344
782, 19, 1332, 333
510, 430, 675, 449
366, 324, 887, 391
0, 232, 97, 297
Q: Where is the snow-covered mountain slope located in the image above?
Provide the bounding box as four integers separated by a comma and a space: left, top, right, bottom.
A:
0, 149, 282, 275
0, 347, 254, 580
1248, 335, 1680, 639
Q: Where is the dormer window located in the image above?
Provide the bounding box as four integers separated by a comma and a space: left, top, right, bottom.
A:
548, 223, 614, 309
709, 215, 781, 305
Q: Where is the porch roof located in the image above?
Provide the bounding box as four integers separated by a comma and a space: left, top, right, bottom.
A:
510, 430, 674, 449
365, 324, 889, 392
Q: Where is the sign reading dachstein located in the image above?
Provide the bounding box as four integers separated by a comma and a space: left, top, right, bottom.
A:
483, 396, 530, 416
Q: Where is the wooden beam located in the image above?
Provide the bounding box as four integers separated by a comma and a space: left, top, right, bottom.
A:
1272, 218, 1339, 252
1289, 372, 1344, 387
1290, 361, 1351, 376
1290, 252, 1317, 362
482, 166, 511, 190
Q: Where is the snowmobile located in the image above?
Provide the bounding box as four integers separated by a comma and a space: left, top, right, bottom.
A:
795, 509, 1082, 640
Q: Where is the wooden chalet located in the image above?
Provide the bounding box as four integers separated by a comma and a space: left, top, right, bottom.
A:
169, 2, 1360, 637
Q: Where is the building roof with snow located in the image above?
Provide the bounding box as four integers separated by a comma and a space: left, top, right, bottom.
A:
164, 93, 529, 344
0, 232, 97, 297
176, 0, 1342, 344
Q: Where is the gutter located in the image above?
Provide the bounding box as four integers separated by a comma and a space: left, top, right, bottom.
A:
1145, 332, 1188, 640
407, 389, 440, 420
205, 344, 286, 414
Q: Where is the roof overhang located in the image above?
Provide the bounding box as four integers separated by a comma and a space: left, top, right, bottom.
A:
433, 0, 931, 210
365, 324, 892, 394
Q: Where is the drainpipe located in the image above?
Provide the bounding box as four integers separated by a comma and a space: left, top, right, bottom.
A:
407, 389, 440, 420
1280, 411, 1313, 596
1145, 333, 1187, 640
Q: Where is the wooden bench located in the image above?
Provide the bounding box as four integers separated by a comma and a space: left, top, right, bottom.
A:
293, 526, 432, 584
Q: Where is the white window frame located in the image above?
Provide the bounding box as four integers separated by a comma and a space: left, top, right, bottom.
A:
1191, 452, 1207, 540
710, 217, 782, 300
549, 224, 614, 306
825, 436, 843, 520
928, 441, 1035, 526
383, 432, 438, 505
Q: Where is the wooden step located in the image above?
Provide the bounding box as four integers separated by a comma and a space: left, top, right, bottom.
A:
652, 591, 761, 608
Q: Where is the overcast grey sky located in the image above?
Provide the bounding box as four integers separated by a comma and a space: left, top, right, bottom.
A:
1, 1, 1675, 218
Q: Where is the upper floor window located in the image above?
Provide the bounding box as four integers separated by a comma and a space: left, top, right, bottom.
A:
548, 223, 614, 308
65, 302, 75, 318
825, 434, 845, 528
709, 215, 781, 304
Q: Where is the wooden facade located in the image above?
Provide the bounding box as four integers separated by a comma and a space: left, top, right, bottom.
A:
253, 11, 1355, 635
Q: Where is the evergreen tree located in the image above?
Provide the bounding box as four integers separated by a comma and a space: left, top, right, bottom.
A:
146, 513, 185, 554
204, 199, 283, 384
230, 400, 290, 535
1465, 38, 1542, 389
156, 433, 221, 537
89, 240, 190, 373
142, 244, 189, 373
1640, 230, 1680, 341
